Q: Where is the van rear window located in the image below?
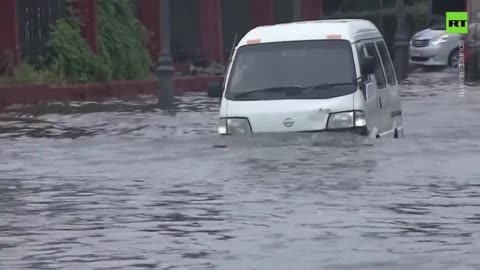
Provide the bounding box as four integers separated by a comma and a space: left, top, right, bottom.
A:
225, 40, 357, 101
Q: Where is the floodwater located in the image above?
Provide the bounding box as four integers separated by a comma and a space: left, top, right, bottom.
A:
1, 69, 480, 270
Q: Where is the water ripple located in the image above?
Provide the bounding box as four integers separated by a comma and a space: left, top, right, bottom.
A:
1, 71, 480, 269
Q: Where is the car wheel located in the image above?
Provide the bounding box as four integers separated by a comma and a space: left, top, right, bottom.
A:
448, 48, 460, 68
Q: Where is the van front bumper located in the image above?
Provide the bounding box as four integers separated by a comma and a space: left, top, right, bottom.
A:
220, 126, 368, 136
300, 126, 368, 136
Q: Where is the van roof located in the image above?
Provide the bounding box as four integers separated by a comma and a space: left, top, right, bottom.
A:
237, 19, 382, 48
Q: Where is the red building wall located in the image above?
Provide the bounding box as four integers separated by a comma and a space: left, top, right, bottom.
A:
200, 0, 224, 63
138, 0, 322, 66
73, 0, 98, 53
302, 0, 323, 21
0, 0, 21, 65
1, 0, 323, 70
137, 0, 161, 64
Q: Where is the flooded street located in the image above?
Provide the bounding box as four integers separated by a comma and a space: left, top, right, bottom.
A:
1, 70, 480, 270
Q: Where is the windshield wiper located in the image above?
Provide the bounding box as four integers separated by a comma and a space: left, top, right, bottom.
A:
301, 82, 356, 90
233, 83, 355, 99
233, 86, 303, 98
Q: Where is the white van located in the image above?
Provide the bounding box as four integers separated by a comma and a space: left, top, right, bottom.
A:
216, 19, 403, 138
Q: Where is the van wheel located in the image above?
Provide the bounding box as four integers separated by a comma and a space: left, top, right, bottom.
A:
369, 128, 380, 139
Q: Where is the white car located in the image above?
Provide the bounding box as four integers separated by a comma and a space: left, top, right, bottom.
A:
409, 24, 462, 68
216, 19, 403, 139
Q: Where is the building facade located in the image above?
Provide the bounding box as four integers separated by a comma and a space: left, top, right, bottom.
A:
0, 0, 323, 70
137, 0, 324, 66
467, 0, 480, 23
2, 0, 477, 73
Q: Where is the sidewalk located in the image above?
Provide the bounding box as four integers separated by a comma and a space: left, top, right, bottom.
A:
0, 75, 223, 109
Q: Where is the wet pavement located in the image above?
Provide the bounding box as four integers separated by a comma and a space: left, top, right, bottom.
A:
1, 69, 480, 270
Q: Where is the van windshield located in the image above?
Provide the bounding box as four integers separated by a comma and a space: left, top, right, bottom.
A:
225, 40, 357, 101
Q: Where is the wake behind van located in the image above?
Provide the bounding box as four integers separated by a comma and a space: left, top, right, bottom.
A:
217, 19, 403, 138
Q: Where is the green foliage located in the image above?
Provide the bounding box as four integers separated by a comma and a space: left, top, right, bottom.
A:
97, 0, 151, 80
44, 0, 151, 83
47, 18, 97, 82
0, 63, 56, 85
14, 63, 49, 83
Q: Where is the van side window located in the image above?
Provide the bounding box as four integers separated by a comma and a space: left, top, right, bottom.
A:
375, 41, 396, 85
364, 42, 386, 89
355, 43, 371, 83
355, 43, 369, 98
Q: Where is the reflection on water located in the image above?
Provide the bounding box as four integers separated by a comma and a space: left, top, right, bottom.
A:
1, 71, 480, 269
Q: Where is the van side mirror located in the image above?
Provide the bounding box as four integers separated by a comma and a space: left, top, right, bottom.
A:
207, 82, 223, 97
361, 56, 375, 76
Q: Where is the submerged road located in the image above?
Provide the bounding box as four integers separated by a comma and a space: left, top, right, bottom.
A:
1, 70, 480, 270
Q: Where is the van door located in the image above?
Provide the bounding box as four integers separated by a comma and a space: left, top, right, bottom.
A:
376, 40, 402, 132
355, 41, 382, 135
362, 40, 390, 134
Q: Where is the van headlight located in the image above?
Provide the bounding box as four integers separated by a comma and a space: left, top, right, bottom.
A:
217, 118, 252, 135
327, 111, 366, 130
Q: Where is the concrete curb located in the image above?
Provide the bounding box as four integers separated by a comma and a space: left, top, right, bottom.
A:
0, 76, 224, 109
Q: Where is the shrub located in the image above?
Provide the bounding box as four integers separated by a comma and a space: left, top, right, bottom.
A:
0, 63, 56, 85
47, 18, 97, 83
45, 0, 151, 83
97, 0, 151, 81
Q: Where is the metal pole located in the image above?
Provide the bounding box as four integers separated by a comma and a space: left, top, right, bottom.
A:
292, 0, 302, 22
156, 0, 175, 109
428, 0, 433, 24
393, 0, 409, 81
379, 0, 383, 33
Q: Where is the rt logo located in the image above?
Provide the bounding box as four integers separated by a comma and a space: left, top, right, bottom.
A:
446, 12, 468, 34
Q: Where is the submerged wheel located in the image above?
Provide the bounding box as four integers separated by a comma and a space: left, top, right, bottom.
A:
369, 128, 380, 139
